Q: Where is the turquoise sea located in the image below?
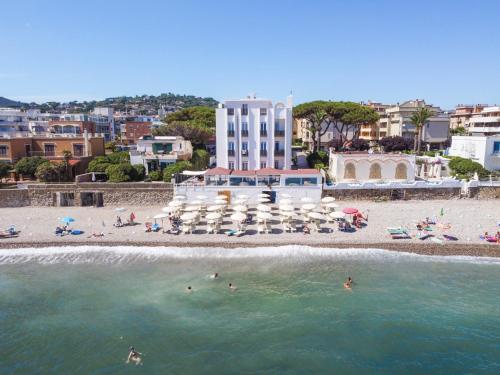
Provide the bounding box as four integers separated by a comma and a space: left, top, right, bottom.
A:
1, 246, 499, 374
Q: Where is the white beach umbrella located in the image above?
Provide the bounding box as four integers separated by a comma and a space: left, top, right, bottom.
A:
230, 212, 247, 222
214, 199, 227, 205
168, 200, 183, 208
206, 212, 222, 220
153, 213, 169, 220
232, 205, 248, 212
190, 200, 203, 205
257, 204, 271, 212
280, 193, 292, 199
279, 204, 294, 212
326, 202, 339, 209
301, 197, 314, 203
207, 205, 224, 212
257, 197, 271, 203
180, 212, 198, 221
329, 211, 346, 219
196, 195, 208, 200
257, 211, 273, 221
162, 206, 175, 213
183, 205, 201, 212
236, 194, 249, 200
173, 195, 187, 201
302, 203, 316, 211
280, 198, 293, 205
216, 195, 229, 200
115, 207, 126, 213
233, 198, 248, 205
281, 211, 297, 218
257, 193, 270, 198
321, 196, 336, 203
308, 212, 326, 220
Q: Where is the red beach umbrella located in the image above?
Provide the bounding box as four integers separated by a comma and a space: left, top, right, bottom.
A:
342, 207, 358, 215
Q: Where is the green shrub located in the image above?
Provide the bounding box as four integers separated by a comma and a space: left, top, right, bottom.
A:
306, 151, 329, 168
162, 161, 193, 182
149, 170, 163, 181
105, 141, 116, 152
105, 163, 135, 182
448, 157, 489, 179
191, 148, 210, 170
0, 161, 11, 179
132, 164, 146, 181
107, 151, 130, 164
35, 163, 64, 182
313, 163, 325, 170
15, 156, 49, 177
87, 156, 111, 173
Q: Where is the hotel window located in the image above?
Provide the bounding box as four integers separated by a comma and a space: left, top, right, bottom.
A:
73, 144, 84, 157
228, 122, 235, 131
274, 160, 280, 169
241, 122, 248, 131
260, 108, 267, 116
494, 142, 500, 154
44, 144, 55, 157
241, 104, 248, 115
0, 145, 7, 156
260, 122, 267, 132
260, 142, 267, 151
227, 108, 234, 115
260, 162, 266, 169
228, 142, 235, 151
228, 161, 235, 169
242, 162, 248, 171
242, 142, 248, 151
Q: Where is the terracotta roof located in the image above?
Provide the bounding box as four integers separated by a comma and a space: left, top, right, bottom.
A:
230, 170, 256, 176
255, 168, 282, 175
280, 169, 321, 175
205, 167, 231, 176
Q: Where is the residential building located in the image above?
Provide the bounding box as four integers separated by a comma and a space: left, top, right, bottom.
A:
48, 119, 95, 135
0, 131, 105, 176
449, 104, 487, 130
329, 151, 416, 183
293, 119, 349, 151
129, 135, 193, 174
216, 94, 293, 170
449, 135, 500, 171
121, 121, 153, 145
467, 106, 500, 136
92, 107, 115, 140
385, 100, 450, 146
359, 101, 391, 141
0, 108, 30, 137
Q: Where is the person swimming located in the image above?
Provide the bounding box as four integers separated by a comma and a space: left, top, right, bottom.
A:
228, 283, 237, 291
211, 272, 219, 279
343, 276, 353, 289
126, 346, 142, 365
186, 286, 193, 293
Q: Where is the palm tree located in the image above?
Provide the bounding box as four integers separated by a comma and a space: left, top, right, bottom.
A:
410, 107, 434, 153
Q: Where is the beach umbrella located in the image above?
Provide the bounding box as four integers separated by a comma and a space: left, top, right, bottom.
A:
257, 193, 270, 198
302, 203, 316, 211
257, 211, 273, 221
321, 196, 335, 203
214, 199, 227, 205
154, 213, 169, 219
115, 207, 126, 213
342, 207, 358, 215
257, 197, 270, 203
173, 195, 187, 201
168, 200, 183, 208
279, 204, 294, 212
280, 193, 292, 199
281, 211, 297, 218
308, 212, 326, 220
196, 195, 208, 200
216, 195, 228, 200
230, 212, 247, 222
326, 202, 339, 209
60, 216, 75, 224
257, 204, 271, 212
190, 200, 203, 205
183, 205, 201, 212
301, 197, 313, 203
233, 198, 248, 205
329, 211, 346, 219
280, 198, 293, 205
236, 194, 249, 200
206, 212, 222, 220
162, 206, 177, 213
207, 205, 224, 212
232, 205, 248, 212
180, 212, 197, 221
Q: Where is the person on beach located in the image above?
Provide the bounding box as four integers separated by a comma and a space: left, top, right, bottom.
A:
186, 286, 193, 293
115, 216, 122, 227
303, 224, 311, 234
344, 277, 353, 289
228, 283, 237, 291
126, 346, 142, 365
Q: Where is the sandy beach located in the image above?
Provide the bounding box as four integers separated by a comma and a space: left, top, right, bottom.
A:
0, 199, 499, 257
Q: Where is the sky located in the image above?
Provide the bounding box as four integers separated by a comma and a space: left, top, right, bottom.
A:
1, 0, 499, 109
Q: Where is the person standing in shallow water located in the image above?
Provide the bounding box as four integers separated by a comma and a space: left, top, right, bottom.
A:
126, 346, 142, 365
186, 286, 193, 293
228, 283, 237, 291
344, 277, 353, 289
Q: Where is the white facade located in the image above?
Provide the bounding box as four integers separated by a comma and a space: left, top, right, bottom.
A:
449, 135, 500, 171
216, 95, 293, 170
467, 106, 500, 135
130, 135, 193, 174
329, 151, 416, 183
0, 108, 30, 137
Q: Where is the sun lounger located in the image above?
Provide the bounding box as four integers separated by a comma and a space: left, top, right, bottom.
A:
151, 223, 160, 232
443, 234, 458, 241
419, 234, 433, 241
225, 229, 238, 236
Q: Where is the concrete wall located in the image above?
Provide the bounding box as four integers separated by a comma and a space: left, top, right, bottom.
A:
322, 187, 462, 201
469, 186, 500, 199
0, 189, 30, 207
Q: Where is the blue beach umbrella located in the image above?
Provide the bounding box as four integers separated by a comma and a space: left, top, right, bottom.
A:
60, 217, 75, 224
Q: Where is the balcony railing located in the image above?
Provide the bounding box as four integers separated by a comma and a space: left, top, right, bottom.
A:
260, 130, 268, 137
228, 150, 235, 156
227, 130, 235, 137
274, 130, 285, 137
241, 150, 248, 156
241, 129, 249, 137
260, 150, 267, 156
274, 149, 285, 156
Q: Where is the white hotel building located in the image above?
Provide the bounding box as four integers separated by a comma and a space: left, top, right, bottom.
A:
216, 95, 293, 170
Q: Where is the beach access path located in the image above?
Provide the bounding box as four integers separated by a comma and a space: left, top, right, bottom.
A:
0, 199, 498, 257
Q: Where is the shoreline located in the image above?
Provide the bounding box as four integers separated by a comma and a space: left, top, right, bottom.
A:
1, 241, 499, 258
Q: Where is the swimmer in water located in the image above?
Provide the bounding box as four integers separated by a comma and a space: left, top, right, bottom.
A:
228, 283, 237, 291
186, 286, 193, 293
211, 272, 219, 279
126, 346, 142, 365
343, 276, 353, 289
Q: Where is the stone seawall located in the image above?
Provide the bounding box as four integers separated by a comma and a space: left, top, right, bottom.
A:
469, 186, 500, 199
0, 189, 30, 207
323, 187, 462, 201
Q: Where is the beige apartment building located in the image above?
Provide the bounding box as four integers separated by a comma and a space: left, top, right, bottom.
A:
359, 101, 391, 141
449, 104, 487, 130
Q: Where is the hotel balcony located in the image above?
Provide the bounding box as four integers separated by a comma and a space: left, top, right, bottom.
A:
260, 130, 267, 137
274, 149, 285, 156
241, 129, 249, 137
227, 130, 235, 137
228, 150, 235, 156
241, 149, 248, 156
260, 150, 267, 156
274, 129, 285, 137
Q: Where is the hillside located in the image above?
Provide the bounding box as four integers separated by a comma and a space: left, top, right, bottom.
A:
0, 96, 25, 108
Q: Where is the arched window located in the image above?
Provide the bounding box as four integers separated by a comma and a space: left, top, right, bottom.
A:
369, 163, 382, 179
395, 163, 408, 180
344, 163, 356, 180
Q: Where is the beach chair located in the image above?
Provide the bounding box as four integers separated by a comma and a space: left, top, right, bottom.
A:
257, 224, 266, 234
151, 223, 160, 232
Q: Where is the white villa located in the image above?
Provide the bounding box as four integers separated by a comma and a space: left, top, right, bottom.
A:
329, 151, 416, 183
130, 135, 193, 174
449, 135, 500, 171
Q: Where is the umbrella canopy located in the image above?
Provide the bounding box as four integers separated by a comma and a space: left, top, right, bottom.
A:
233, 198, 248, 205
183, 205, 201, 212
207, 205, 224, 212
257, 197, 270, 203
115, 207, 126, 213
257, 211, 273, 220
280, 198, 293, 205
342, 207, 359, 215
232, 205, 248, 212
280, 193, 292, 199
214, 199, 227, 205
168, 200, 183, 208
173, 195, 187, 201
257, 193, 270, 198
230, 212, 247, 222
301, 197, 313, 203
326, 202, 339, 209
302, 203, 316, 211
190, 200, 204, 205
162, 206, 177, 213
257, 204, 271, 212
206, 212, 222, 220
281, 211, 297, 218
60, 217, 75, 224
279, 204, 294, 212
236, 194, 249, 200
329, 211, 346, 219
180, 212, 198, 221
196, 195, 208, 200
321, 196, 336, 203
216, 195, 229, 200
308, 212, 326, 220
153, 213, 169, 220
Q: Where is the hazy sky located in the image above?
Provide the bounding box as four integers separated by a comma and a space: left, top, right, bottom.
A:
1, 0, 499, 109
